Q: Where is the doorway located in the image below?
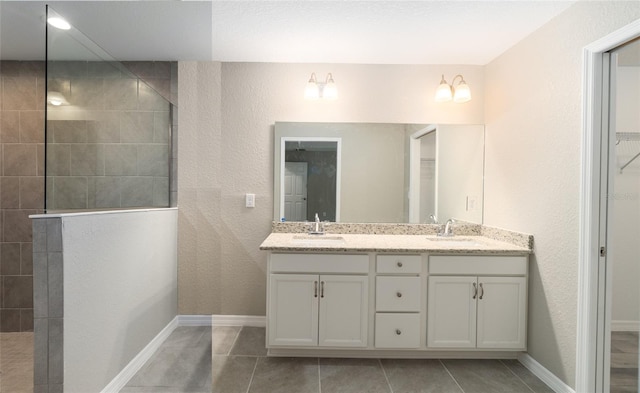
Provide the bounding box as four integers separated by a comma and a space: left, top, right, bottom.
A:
605, 37, 640, 393
578, 20, 640, 393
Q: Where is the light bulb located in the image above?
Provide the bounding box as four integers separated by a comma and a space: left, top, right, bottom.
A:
435, 76, 453, 102
47, 17, 71, 30
322, 73, 338, 100
453, 82, 471, 103
304, 73, 319, 100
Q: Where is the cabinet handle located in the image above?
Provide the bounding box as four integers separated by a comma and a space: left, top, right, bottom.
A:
395, 329, 402, 335
397, 261, 403, 268
472, 282, 478, 299
396, 291, 402, 298
320, 281, 325, 298
479, 283, 484, 300
314, 281, 318, 298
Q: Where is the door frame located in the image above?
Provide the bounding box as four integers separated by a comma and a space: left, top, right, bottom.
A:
278, 137, 341, 222
408, 124, 437, 223
577, 19, 640, 393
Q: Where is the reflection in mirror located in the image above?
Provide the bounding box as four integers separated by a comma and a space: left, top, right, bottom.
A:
282, 139, 340, 222
274, 122, 484, 224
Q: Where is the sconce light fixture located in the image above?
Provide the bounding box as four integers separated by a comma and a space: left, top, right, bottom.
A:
47, 91, 69, 106
304, 73, 337, 100
435, 74, 471, 103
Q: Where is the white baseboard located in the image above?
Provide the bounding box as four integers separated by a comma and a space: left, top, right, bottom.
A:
212, 314, 266, 327
177, 314, 266, 327
100, 316, 179, 393
517, 353, 575, 393
611, 320, 640, 332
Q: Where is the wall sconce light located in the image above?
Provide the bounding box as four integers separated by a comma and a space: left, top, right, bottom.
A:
304, 73, 338, 100
435, 74, 471, 103
47, 92, 69, 106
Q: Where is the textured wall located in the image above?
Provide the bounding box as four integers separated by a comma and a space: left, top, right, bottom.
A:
177, 62, 484, 316
61, 209, 177, 393
483, 1, 640, 387
0, 61, 45, 332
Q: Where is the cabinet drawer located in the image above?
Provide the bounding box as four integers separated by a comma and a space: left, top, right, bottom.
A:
270, 253, 369, 274
375, 313, 420, 349
377, 255, 421, 274
376, 276, 421, 312
429, 255, 527, 276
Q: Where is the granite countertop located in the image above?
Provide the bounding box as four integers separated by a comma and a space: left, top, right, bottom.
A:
259, 233, 532, 255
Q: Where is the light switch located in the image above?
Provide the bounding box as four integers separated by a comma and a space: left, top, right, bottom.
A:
245, 193, 255, 208
466, 196, 478, 211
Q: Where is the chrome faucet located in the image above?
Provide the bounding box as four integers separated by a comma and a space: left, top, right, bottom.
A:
439, 219, 455, 237
428, 214, 438, 224
309, 213, 325, 235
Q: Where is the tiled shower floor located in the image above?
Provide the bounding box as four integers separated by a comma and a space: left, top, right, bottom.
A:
0, 332, 34, 393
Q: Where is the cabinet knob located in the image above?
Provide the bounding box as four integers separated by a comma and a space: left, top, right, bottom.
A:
397, 261, 403, 268
396, 292, 402, 298
395, 329, 402, 335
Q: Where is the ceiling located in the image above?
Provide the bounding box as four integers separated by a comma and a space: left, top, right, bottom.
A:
0, 1, 578, 65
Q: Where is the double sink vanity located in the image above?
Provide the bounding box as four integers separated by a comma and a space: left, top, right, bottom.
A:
260, 222, 533, 358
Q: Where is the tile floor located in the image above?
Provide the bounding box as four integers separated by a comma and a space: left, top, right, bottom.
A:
125, 326, 554, 393
0, 332, 34, 393
610, 331, 639, 393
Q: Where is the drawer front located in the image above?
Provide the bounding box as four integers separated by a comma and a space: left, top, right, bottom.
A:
375, 313, 420, 349
377, 255, 421, 274
429, 255, 527, 276
376, 276, 421, 312
270, 253, 369, 274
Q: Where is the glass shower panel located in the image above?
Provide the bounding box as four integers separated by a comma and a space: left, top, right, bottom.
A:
45, 6, 171, 211
609, 37, 640, 393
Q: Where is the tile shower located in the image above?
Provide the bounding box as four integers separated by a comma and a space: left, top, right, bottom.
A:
0, 60, 177, 333
0, 60, 44, 332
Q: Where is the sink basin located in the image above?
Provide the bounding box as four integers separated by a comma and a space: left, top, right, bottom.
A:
425, 237, 486, 247
291, 235, 346, 245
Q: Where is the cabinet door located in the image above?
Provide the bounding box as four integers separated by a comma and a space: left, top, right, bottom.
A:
427, 276, 477, 348
477, 276, 527, 349
268, 274, 319, 347
318, 275, 369, 347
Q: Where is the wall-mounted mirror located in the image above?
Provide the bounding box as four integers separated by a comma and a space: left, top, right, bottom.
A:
273, 122, 484, 224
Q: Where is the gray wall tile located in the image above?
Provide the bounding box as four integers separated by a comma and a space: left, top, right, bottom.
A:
138, 144, 168, 176
48, 318, 64, 384
53, 177, 88, 209
1, 242, 21, 274
121, 176, 154, 207
105, 144, 137, 176
51, 121, 87, 144
3, 275, 33, 307
21, 176, 44, 209
2, 77, 38, 110
20, 110, 44, 143
1, 110, 20, 142
4, 209, 36, 242
121, 112, 154, 143
46, 218, 62, 252
94, 177, 121, 208
1, 176, 20, 207
104, 79, 138, 111
0, 309, 20, 331
33, 252, 48, 318
34, 318, 49, 385
47, 144, 71, 176
70, 144, 104, 176
48, 252, 63, 318
4, 144, 37, 175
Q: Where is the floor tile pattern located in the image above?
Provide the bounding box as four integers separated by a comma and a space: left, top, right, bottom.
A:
611, 331, 639, 393
0, 332, 34, 393
122, 325, 557, 392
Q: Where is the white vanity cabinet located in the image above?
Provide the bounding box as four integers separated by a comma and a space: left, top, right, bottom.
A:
427, 255, 528, 350
374, 255, 422, 349
267, 253, 369, 348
